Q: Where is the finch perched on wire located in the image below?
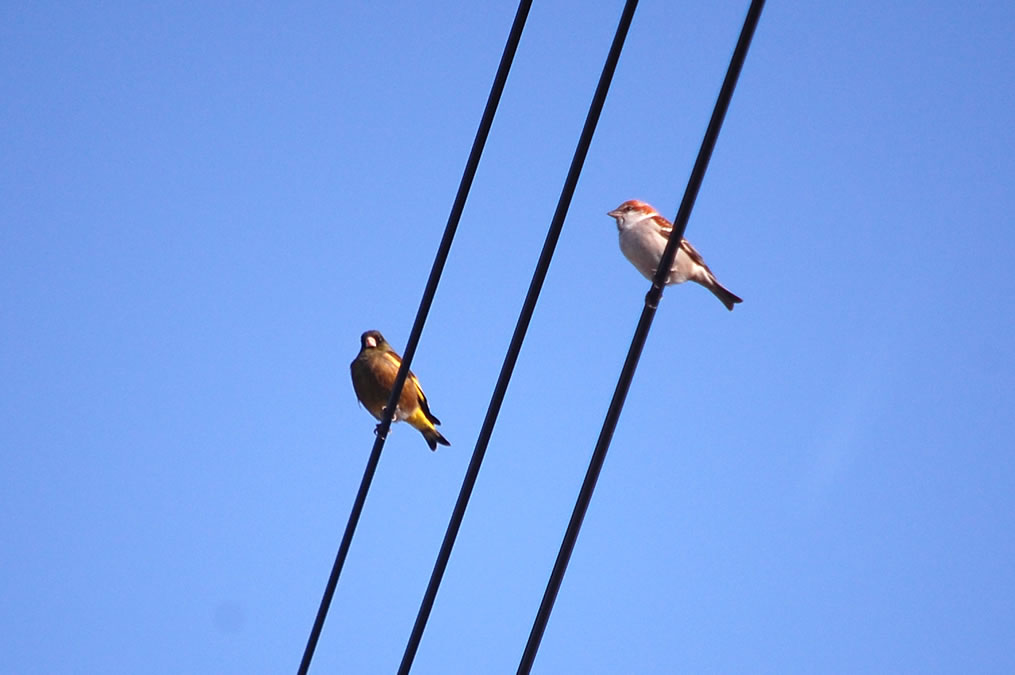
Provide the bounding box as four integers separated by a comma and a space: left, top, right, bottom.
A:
350, 330, 450, 451
607, 199, 742, 310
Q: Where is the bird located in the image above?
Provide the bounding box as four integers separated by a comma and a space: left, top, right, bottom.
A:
607, 199, 743, 310
350, 330, 450, 451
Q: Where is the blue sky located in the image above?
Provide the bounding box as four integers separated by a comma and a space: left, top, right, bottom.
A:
3, 1, 1014, 673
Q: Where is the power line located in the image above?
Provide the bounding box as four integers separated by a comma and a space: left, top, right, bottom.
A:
396, 2, 641, 672
295, 3, 533, 673
516, 2, 766, 673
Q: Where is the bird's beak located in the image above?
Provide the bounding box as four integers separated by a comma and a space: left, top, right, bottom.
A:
365, 336, 377, 348
607, 209, 621, 219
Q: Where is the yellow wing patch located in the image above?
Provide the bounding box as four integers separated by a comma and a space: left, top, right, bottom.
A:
380, 349, 430, 410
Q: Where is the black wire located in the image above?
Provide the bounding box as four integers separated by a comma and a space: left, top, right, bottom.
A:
517, 2, 766, 672
396, 2, 640, 673
296, 3, 533, 673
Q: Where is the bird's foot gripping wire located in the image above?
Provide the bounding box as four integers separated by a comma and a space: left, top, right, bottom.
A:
374, 407, 394, 438
374, 422, 393, 440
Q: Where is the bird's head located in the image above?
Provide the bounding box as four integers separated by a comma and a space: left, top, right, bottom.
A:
607, 199, 659, 231
360, 330, 389, 351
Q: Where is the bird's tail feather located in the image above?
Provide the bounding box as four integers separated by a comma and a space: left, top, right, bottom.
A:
710, 282, 743, 311
422, 427, 451, 452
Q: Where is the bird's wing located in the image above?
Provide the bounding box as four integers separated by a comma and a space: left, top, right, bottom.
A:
678, 238, 715, 275
652, 214, 674, 237
380, 350, 417, 387
678, 238, 705, 266
652, 214, 715, 274
380, 349, 440, 424
380, 349, 403, 372
415, 383, 440, 425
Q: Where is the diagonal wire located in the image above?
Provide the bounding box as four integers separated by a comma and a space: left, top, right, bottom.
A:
517, 1, 766, 672
397, 2, 641, 672
296, 2, 533, 673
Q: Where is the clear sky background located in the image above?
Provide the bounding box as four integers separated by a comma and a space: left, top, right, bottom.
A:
3, 2, 1014, 673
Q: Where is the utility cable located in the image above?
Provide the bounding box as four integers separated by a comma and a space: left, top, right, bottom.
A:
517, 1, 765, 672
397, 1, 640, 672
296, 2, 533, 672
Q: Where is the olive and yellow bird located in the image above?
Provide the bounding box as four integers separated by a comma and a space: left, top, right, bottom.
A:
350, 330, 450, 451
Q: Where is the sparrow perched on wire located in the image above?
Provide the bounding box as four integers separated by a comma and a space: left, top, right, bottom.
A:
350, 330, 450, 451
607, 199, 743, 310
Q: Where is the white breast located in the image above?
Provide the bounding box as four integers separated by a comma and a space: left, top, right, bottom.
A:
618, 222, 694, 285
618, 223, 665, 281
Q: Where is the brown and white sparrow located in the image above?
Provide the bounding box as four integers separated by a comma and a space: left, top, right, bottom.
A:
607, 199, 742, 310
